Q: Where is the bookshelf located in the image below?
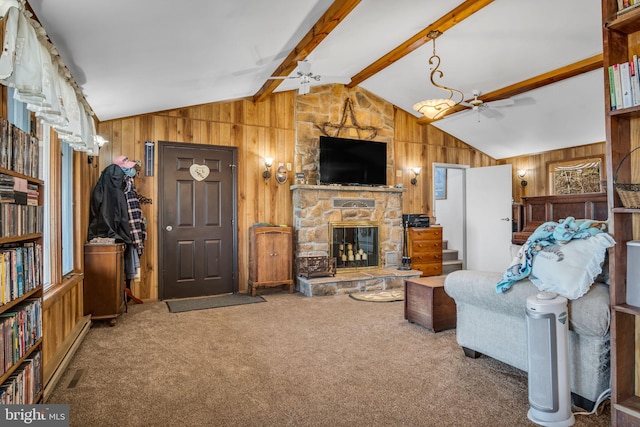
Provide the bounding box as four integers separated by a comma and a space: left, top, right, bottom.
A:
0, 117, 44, 404
603, 1, 640, 424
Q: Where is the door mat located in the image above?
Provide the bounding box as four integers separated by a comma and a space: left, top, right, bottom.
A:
349, 289, 404, 302
166, 294, 265, 313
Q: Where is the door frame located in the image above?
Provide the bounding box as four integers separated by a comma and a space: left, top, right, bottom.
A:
432, 162, 469, 268
157, 141, 238, 300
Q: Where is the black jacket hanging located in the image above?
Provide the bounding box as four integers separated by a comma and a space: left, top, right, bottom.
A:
87, 164, 132, 244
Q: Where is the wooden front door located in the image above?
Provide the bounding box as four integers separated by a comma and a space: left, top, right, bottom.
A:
159, 142, 237, 299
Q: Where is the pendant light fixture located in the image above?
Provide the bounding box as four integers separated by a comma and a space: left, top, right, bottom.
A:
413, 30, 464, 121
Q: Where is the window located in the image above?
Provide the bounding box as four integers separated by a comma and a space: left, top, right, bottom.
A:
548, 157, 604, 195
61, 141, 73, 274
39, 123, 52, 290
7, 87, 30, 133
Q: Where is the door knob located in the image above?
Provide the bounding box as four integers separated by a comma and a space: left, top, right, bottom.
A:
501, 218, 511, 221
165, 225, 173, 231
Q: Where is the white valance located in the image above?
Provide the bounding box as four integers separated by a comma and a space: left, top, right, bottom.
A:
0, 0, 98, 154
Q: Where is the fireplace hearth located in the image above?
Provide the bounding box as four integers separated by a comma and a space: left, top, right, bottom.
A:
291, 184, 419, 296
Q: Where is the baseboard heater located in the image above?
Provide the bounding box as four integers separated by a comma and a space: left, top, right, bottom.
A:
43, 315, 92, 402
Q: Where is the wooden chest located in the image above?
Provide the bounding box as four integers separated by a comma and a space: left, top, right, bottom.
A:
404, 276, 456, 332
407, 226, 442, 276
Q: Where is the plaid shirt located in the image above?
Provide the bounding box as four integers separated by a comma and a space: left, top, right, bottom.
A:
125, 176, 146, 256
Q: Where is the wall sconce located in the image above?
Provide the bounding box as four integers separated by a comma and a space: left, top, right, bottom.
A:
411, 167, 422, 186
263, 157, 274, 180
517, 169, 528, 187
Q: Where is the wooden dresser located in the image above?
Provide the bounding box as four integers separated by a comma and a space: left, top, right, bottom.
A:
407, 226, 443, 277
83, 242, 125, 325
248, 226, 293, 296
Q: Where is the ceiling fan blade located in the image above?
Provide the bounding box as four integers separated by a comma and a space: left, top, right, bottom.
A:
267, 76, 290, 80
486, 98, 515, 108
479, 107, 503, 119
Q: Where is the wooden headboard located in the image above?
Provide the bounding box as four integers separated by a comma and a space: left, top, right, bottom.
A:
512, 193, 608, 244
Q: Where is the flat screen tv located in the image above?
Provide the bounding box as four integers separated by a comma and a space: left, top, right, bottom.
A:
319, 136, 387, 186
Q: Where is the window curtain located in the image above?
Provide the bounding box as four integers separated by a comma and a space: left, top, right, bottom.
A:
0, 0, 98, 154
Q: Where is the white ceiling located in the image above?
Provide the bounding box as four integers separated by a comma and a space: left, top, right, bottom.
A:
27, 0, 605, 159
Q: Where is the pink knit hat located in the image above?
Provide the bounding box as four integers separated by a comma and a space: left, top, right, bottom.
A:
113, 155, 136, 168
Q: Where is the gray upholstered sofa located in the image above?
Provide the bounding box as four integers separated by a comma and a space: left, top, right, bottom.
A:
444, 269, 610, 410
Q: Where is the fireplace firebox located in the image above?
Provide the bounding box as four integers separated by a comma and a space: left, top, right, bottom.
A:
330, 221, 379, 271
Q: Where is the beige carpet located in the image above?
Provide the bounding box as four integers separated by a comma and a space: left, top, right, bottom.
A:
47, 291, 610, 427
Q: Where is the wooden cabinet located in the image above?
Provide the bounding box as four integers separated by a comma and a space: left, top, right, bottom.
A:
407, 226, 442, 277
602, 2, 640, 424
83, 243, 125, 325
0, 166, 44, 404
248, 226, 293, 296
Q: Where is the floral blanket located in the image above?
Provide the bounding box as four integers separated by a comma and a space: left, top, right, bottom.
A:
496, 217, 609, 294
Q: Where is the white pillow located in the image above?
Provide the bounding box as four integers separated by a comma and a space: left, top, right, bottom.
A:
529, 233, 615, 299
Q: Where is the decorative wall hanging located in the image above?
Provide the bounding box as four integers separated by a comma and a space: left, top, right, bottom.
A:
315, 97, 378, 140
275, 164, 288, 184
189, 164, 210, 181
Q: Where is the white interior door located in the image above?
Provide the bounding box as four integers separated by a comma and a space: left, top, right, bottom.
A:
466, 164, 513, 272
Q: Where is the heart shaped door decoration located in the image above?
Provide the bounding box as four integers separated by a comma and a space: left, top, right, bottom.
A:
189, 164, 210, 181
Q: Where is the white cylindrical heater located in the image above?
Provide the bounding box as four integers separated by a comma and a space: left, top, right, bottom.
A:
526, 291, 575, 427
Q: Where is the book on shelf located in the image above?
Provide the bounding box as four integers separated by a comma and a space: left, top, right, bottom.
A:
0, 299, 42, 377
617, 0, 640, 15
0, 350, 41, 404
0, 244, 42, 306
613, 63, 623, 110
607, 59, 640, 110
0, 117, 40, 179
609, 65, 618, 110
620, 61, 633, 108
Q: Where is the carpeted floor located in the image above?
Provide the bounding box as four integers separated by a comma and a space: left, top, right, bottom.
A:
47, 291, 610, 427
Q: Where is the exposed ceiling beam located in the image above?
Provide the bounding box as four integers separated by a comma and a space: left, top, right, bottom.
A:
417, 53, 604, 124
253, 0, 361, 103
346, 0, 494, 89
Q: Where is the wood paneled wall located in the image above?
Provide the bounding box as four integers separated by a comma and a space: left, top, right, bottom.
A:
42, 277, 89, 397
498, 142, 607, 202
91, 87, 605, 300
95, 93, 297, 299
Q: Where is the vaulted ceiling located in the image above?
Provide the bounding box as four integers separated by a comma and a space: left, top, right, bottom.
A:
27, 0, 605, 159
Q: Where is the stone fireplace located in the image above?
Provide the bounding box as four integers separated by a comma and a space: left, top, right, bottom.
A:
291, 184, 420, 296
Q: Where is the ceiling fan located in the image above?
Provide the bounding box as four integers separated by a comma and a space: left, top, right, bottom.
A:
269, 60, 350, 95
456, 89, 517, 120
462, 89, 515, 111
